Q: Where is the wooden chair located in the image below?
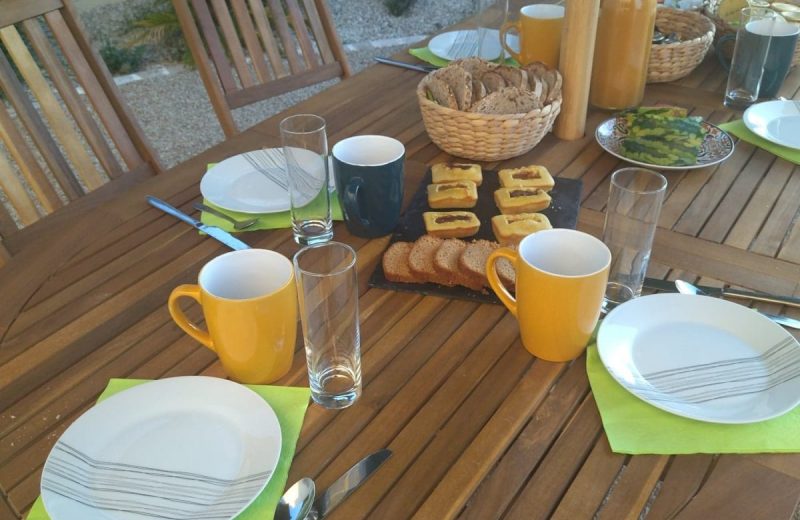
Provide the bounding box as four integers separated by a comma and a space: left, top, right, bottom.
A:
173, 0, 351, 138
0, 0, 162, 262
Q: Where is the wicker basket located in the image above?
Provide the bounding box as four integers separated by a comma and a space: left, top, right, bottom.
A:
647, 7, 716, 83
416, 83, 562, 162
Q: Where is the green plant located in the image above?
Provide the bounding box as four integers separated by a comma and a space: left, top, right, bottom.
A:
99, 42, 147, 74
126, 0, 191, 65
385, 0, 417, 16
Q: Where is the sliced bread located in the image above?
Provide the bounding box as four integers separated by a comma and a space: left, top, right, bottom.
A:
382, 241, 417, 283
408, 234, 445, 284
458, 239, 498, 288
433, 238, 472, 288
434, 66, 473, 111
424, 76, 458, 110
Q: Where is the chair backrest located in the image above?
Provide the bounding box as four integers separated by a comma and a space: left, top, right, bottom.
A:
174, 0, 351, 138
0, 0, 162, 251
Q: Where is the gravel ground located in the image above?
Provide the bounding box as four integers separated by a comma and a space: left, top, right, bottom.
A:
78, 0, 473, 168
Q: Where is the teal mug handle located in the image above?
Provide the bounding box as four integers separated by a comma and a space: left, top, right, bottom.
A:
716, 33, 737, 71
343, 177, 371, 231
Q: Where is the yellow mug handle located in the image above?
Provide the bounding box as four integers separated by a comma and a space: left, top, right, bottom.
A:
486, 247, 518, 317
499, 20, 522, 63
168, 284, 215, 352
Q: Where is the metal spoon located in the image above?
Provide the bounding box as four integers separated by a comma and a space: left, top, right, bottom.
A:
193, 202, 258, 230
675, 280, 800, 330
275, 477, 315, 520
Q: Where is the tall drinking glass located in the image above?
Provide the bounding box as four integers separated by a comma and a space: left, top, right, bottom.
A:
723, 8, 779, 109
602, 168, 667, 312
280, 114, 333, 245
293, 242, 361, 409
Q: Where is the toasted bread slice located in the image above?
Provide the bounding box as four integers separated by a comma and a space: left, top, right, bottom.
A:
544, 69, 563, 103
471, 78, 487, 105
434, 66, 473, 110
480, 71, 507, 94
452, 57, 498, 77
470, 87, 539, 115
424, 76, 458, 109
459, 239, 498, 289
496, 257, 516, 291
382, 242, 417, 283
408, 235, 445, 284
433, 238, 468, 288
496, 65, 528, 89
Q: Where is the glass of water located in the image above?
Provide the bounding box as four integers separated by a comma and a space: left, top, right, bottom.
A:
602, 167, 667, 312
293, 241, 361, 409
280, 114, 333, 245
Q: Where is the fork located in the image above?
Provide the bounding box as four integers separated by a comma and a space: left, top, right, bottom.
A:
193, 203, 258, 230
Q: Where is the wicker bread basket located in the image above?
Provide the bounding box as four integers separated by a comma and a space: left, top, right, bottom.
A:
647, 7, 716, 83
416, 83, 562, 162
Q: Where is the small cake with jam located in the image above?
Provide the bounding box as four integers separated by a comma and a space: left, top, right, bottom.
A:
427, 181, 478, 209
423, 211, 480, 238
492, 213, 552, 246
494, 187, 551, 214
498, 165, 555, 192
431, 162, 483, 186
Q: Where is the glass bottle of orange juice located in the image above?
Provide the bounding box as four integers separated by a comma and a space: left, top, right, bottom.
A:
590, 0, 657, 110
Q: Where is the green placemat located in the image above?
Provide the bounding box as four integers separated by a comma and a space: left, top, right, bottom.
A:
409, 47, 519, 68
26, 379, 311, 520
719, 119, 800, 165
200, 163, 343, 232
587, 344, 800, 454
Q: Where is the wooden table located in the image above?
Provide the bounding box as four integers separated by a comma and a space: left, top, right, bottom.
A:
2, 54, 800, 520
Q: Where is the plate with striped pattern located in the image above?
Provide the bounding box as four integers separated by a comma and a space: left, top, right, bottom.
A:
41, 377, 281, 519
597, 293, 800, 424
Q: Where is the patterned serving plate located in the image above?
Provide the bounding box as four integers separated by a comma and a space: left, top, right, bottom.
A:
595, 116, 735, 171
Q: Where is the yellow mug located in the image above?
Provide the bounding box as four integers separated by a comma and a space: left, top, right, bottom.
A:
168, 249, 297, 384
486, 229, 611, 362
500, 4, 565, 68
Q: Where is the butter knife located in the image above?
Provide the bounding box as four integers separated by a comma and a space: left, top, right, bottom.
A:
312, 449, 392, 519
642, 277, 800, 309
375, 57, 437, 73
146, 196, 250, 251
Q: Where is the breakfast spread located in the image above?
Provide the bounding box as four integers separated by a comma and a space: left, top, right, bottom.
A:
423, 211, 481, 238
492, 213, 552, 246
498, 165, 555, 192
494, 187, 552, 214
431, 162, 483, 185
427, 181, 478, 209
421, 58, 562, 115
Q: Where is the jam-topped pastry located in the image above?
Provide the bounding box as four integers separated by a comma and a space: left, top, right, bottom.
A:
494, 187, 551, 214
491, 213, 552, 246
423, 211, 480, 238
427, 181, 478, 209
431, 162, 483, 186
498, 165, 554, 192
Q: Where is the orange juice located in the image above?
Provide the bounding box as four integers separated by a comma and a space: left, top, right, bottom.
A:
501, 4, 565, 68
590, 0, 657, 109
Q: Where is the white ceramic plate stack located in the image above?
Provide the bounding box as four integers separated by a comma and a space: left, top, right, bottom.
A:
427, 29, 519, 62
41, 377, 282, 520
743, 100, 800, 150
597, 293, 800, 424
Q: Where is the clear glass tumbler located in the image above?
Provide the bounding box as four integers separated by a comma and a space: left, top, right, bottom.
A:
723, 8, 779, 109
293, 242, 361, 409
602, 167, 667, 312
280, 114, 333, 245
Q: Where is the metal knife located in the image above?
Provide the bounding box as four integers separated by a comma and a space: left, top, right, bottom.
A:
375, 57, 437, 73
642, 277, 800, 309
311, 448, 392, 519
643, 277, 800, 330
146, 196, 250, 251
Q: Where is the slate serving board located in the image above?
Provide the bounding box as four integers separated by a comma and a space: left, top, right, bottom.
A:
368, 168, 583, 304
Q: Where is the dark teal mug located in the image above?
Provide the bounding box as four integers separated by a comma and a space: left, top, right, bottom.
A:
718, 17, 800, 100
332, 135, 405, 238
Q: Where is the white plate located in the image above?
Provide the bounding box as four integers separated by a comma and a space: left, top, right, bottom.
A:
428, 29, 518, 61
41, 377, 282, 520
743, 100, 800, 150
595, 116, 735, 171
597, 293, 800, 424
201, 149, 332, 214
